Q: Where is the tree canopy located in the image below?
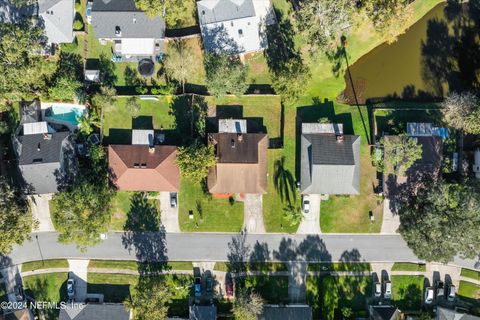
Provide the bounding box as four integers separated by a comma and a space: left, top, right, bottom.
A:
232, 290, 264, 320
125, 277, 172, 320
399, 179, 480, 263
441, 91, 480, 134
381, 135, 423, 176
48, 75, 82, 101
163, 40, 196, 93
176, 140, 217, 183
50, 145, 113, 251
204, 52, 249, 98
0, 177, 37, 255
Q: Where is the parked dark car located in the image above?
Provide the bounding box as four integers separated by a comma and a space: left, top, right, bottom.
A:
67, 279, 75, 299
194, 277, 202, 297
436, 280, 444, 298
170, 192, 177, 208
225, 278, 234, 297
206, 277, 213, 295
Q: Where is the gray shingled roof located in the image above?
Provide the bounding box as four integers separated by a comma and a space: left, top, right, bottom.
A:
301, 134, 360, 195
189, 304, 217, 320
197, 0, 256, 24
38, 0, 74, 43
259, 305, 312, 320
16, 132, 77, 194
92, 0, 165, 39
436, 307, 480, 320
59, 303, 130, 320
369, 305, 401, 320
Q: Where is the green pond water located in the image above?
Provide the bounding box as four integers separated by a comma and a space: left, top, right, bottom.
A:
343, 1, 480, 104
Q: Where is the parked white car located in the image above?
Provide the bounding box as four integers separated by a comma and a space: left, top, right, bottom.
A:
448, 285, 456, 302
374, 282, 381, 298
383, 281, 392, 299
425, 287, 434, 304
302, 195, 310, 214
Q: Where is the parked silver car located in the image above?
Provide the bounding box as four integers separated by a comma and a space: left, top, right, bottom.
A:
425, 287, 434, 304
447, 285, 456, 302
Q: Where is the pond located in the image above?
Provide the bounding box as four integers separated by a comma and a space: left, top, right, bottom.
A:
341, 1, 480, 104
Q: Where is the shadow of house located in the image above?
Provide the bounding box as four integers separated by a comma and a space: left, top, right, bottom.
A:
207, 105, 267, 135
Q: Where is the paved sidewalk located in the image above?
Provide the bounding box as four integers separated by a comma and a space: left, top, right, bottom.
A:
68, 260, 89, 302
381, 199, 400, 234
159, 192, 180, 233
30, 194, 55, 232
243, 194, 265, 234
297, 194, 321, 234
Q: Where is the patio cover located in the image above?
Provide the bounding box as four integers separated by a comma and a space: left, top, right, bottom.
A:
120, 38, 155, 55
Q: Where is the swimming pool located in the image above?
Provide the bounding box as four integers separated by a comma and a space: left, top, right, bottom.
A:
42, 103, 86, 131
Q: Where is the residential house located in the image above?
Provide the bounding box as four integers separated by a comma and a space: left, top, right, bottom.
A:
13, 103, 77, 195
207, 119, 267, 195
189, 304, 217, 320
300, 123, 360, 195
258, 304, 312, 320
0, 308, 34, 320
436, 307, 480, 320
197, 0, 275, 54
59, 303, 131, 320
369, 305, 401, 320
108, 129, 180, 192
92, 0, 165, 58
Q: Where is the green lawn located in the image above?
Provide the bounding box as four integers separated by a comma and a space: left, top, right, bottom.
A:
458, 281, 480, 305
391, 275, 424, 311
178, 177, 244, 232
88, 260, 193, 271
307, 275, 371, 320
23, 273, 68, 319
308, 262, 371, 272
243, 276, 289, 304
245, 52, 272, 85
22, 259, 69, 272
213, 262, 288, 272
391, 263, 427, 272
461, 269, 480, 281
110, 191, 132, 230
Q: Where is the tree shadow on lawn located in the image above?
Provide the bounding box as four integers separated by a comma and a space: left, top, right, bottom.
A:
295, 98, 353, 179
122, 192, 168, 274
24, 275, 68, 319
394, 283, 422, 311
273, 156, 295, 206
170, 95, 208, 145
206, 105, 267, 134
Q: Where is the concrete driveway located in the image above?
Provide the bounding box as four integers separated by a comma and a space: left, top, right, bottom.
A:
29, 194, 55, 232
297, 194, 321, 234
67, 259, 89, 302
243, 194, 265, 233
381, 199, 400, 234
160, 192, 180, 233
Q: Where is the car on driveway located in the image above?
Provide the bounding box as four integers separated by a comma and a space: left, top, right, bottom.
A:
194, 277, 202, 297
383, 280, 392, 299
67, 278, 75, 299
302, 195, 310, 213
86, 1, 93, 24
425, 287, 434, 304
205, 276, 213, 296
436, 280, 444, 299
447, 285, 456, 302
225, 277, 234, 298
170, 192, 177, 208
374, 282, 381, 298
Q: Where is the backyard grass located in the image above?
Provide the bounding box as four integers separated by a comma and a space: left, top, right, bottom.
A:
391, 263, 427, 272
110, 191, 132, 230
244, 52, 272, 85
22, 259, 69, 272
458, 281, 480, 302
88, 260, 194, 271
461, 269, 480, 281
243, 276, 289, 304
391, 275, 424, 311
23, 273, 68, 319
213, 262, 288, 272
307, 275, 371, 320
308, 262, 371, 272
178, 177, 244, 232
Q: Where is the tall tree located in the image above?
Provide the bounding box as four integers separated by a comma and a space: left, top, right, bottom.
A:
125, 277, 172, 320
441, 91, 480, 134
126, 96, 141, 118
91, 86, 117, 140
0, 21, 55, 107
271, 58, 311, 105
232, 290, 264, 320
297, 0, 354, 54
381, 135, 423, 176
48, 76, 82, 101
133, 0, 191, 25
50, 145, 113, 251
204, 52, 249, 98
363, 0, 413, 43
399, 179, 480, 263
0, 177, 38, 255
176, 140, 217, 183
163, 40, 196, 93
133, 0, 164, 18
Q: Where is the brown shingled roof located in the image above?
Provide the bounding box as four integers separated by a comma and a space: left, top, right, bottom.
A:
207, 133, 267, 194
108, 145, 180, 192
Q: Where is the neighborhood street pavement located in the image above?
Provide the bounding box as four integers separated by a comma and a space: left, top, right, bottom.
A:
3, 232, 479, 270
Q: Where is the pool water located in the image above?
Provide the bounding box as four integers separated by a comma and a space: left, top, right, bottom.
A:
44, 105, 85, 126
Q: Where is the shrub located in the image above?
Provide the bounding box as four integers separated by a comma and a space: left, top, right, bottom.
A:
73, 19, 84, 31
135, 86, 148, 95
74, 1, 81, 12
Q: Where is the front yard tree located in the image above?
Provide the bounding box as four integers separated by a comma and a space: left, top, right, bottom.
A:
51, 145, 113, 251
176, 140, 217, 183
382, 135, 423, 176
163, 39, 196, 93
399, 179, 480, 263
204, 52, 249, 98
134, 0, 163, 17
297, 0, 354, 54
125, 277, 172, 320
0, 21, 55, 106
91, 86, 117, 139
0, 177, 38, 255
441, 91, 480, 134
232, 290, 264, 320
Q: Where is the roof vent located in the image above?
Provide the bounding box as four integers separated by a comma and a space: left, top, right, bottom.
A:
43, 133, 52, 140
133, 17, 136, 24
115, 26, 121, 36
37, 143, 41, 151
237, 133, 243, 142
140, 163, 147, 168
231, 139, 236, 148
32, 158, 43, 163
201, 10, 205, 15
336, 135, 344, 142
149, 147, 155, 153
133, 163, 140, 168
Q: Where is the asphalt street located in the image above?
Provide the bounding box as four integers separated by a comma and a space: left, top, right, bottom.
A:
3, 232, 479, 269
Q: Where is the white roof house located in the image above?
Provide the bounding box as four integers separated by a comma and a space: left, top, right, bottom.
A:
197, 0, 275, 54
38, 0, 75, 44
